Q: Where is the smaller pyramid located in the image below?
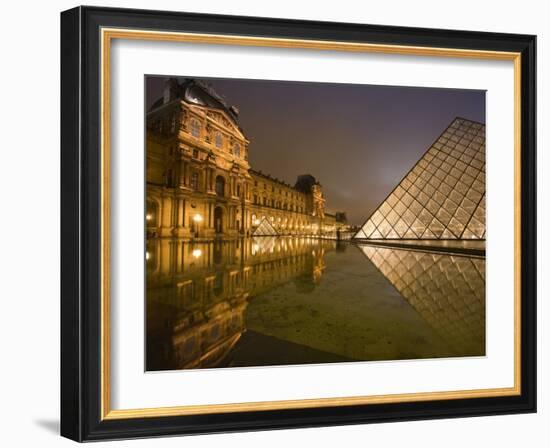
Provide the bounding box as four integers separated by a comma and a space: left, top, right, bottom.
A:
252, 218, 279, 237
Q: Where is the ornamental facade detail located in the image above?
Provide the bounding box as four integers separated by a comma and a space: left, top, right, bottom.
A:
146, 78, 347, 240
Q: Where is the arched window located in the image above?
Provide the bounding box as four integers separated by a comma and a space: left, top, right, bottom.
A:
190, 119, 201, 138
215, 132, 223, 148
233, 143, 241, 158
215, 175, 225, 197
190, 172, 199, 191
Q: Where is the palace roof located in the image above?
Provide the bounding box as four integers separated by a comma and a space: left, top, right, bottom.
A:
149, 78, 240, 125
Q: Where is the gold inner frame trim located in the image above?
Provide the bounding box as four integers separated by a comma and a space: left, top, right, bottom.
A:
100, 27, 522, 420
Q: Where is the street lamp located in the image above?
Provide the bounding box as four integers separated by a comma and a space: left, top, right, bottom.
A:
192, 248, 202, 258
192, 213, 203, 238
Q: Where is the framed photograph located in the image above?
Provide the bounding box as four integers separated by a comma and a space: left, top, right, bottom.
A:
60, 6, 536, 441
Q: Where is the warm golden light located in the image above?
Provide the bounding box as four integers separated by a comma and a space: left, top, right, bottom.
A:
146, 214, 152, 221
193, 214, 203, 223
192, 249, 202, 258
145, 251, 150, 260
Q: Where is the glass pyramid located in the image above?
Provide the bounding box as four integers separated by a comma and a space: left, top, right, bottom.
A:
359, 245, 485, 356
252, 218, 279, 237
355, 118, 485, 240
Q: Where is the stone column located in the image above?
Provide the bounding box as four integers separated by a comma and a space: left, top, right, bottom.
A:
160, 195, 173, 237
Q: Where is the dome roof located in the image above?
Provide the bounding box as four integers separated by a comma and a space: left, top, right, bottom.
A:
149, 78, 240, 125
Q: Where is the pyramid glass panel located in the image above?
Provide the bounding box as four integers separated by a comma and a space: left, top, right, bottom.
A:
252, 218, 279, 237
354, 118, 485, 240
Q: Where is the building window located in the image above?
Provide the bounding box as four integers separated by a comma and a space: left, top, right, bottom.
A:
190, 172, 199, 191
237, 184, 241, 198
191, 119, 201, 138
215, 175, 225, 197
166, 169, 173, 187
192, 148, 199, 159
233, 143, 241, 158
254, 194, 258, 204
263, 197, 266, 206
215, 132, 223, 148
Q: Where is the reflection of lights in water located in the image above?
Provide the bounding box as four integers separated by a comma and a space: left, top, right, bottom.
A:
192, 249, 202, 258
146, 214, 152, 221
145, 251, 150, 260
193, 214, 203, 223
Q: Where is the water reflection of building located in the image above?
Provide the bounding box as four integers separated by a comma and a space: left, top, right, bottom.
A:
146, 237, 332, 370
359, 245, 485, 356
354, 118, 486, 243
146, 78, 347, 240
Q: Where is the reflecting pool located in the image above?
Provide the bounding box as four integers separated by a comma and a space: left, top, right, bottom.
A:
146, 237, 485, 371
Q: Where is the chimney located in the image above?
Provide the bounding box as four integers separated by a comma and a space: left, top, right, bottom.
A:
163, 78, 179, 104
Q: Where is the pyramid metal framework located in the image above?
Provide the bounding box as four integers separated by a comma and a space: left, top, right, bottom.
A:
359, 245, 485, 356
355, 118, 486, 240
252, 218, 279, 237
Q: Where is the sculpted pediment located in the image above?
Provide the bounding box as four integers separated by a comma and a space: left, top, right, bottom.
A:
206, 110, 244, 138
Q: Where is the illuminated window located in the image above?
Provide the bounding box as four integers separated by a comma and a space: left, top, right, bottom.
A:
215, 132, 223, 148
190, 172, 199, 191
233, 143, 241, 158
190, 119, 201, 138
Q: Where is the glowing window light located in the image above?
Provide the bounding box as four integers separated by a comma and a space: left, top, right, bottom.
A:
193, 214, 203, 223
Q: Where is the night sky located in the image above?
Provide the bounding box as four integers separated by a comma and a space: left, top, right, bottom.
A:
146, 76, 485, 226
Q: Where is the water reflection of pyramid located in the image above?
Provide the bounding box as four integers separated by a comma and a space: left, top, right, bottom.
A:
359, 245, 485, 356
355, 118, 486, 240
251, 236, 277, 254
252, 218, 279, 237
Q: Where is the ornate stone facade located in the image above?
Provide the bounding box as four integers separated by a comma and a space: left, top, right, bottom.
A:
146, 78, 347, 240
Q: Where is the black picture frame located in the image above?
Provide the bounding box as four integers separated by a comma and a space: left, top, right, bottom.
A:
61, 5, 536, 442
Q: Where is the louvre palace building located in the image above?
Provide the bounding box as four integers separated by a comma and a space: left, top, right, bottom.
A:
146, 78, 347, 240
